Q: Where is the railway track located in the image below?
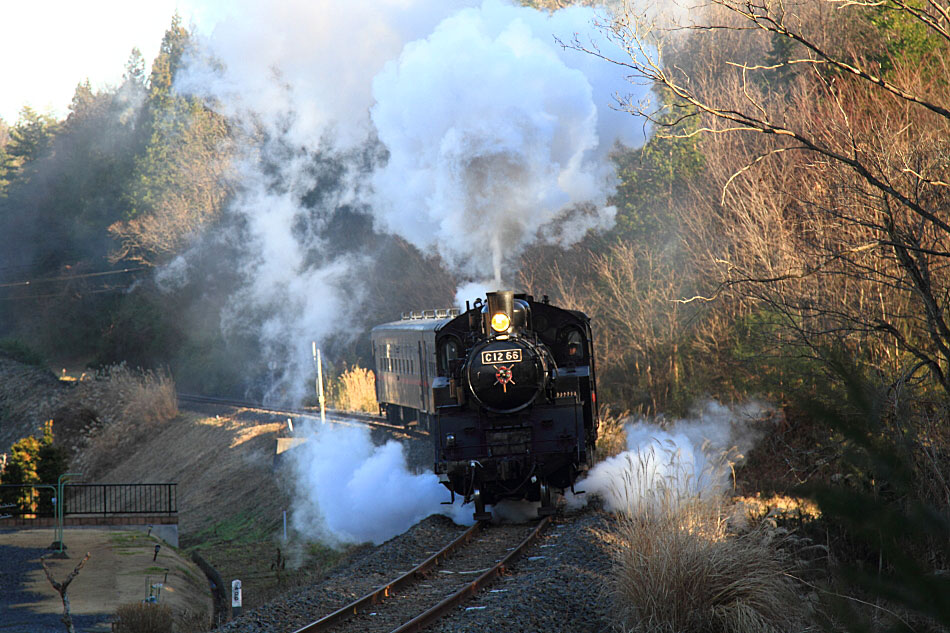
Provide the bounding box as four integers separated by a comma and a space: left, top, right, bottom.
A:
291, 517, 551, 633
176, 392, 428, 438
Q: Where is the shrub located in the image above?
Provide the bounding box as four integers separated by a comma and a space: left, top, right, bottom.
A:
604, 444, 802, 632
0, 422, 68, 515
112, 602, 173, 633
799, 366, 950, 631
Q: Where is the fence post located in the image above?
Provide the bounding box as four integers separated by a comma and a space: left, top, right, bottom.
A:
56, 474, 81, 554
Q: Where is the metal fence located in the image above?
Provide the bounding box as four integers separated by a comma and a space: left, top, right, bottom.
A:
0, 483, 177, 518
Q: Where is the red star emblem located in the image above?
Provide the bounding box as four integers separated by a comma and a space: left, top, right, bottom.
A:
494, 365, 516, 393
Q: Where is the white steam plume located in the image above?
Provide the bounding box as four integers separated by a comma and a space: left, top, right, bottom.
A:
291, 423, 472, 546
179, 0, 477, 150
454, 279, 496, 310
370, 0, 648, 282
168, 0, 656, 540
174, 1, 480, 402
173, 1, 652, 402
571, 401, 770, 513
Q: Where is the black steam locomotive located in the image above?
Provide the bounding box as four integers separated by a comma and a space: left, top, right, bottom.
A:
371, 291, 598, 519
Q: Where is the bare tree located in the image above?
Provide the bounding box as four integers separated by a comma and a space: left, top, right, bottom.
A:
40, 552, 91, 633
522, 240, 699, 413
581, 0, 950, 394
109, 113, 233, 266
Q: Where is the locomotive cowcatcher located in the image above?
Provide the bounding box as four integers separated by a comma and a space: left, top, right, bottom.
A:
371, 291, 598, 519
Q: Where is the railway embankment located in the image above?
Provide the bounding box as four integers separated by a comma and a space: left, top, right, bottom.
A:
0, 357, 70, 454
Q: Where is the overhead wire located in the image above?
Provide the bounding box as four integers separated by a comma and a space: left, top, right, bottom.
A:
0, 266, 147, 289
0, 284, 138, 302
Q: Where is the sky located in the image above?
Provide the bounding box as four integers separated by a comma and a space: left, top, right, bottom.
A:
0, 1, 225, 124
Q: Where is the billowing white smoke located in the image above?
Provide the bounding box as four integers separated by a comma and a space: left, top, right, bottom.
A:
370, 0, 647, 283
176, 3, 650, 380
454, 279, 496, 310
171, 0, 655, 539
179, 0, 478, 149
291, 422, 472, 546
573, 401, 769, 513
174, 0, 483, 403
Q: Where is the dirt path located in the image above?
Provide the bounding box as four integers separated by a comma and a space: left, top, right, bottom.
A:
0, 527, 211, 633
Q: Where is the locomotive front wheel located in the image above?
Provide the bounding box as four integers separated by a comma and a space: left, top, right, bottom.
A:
538, 482, 555, 517
472, 489, 492, 522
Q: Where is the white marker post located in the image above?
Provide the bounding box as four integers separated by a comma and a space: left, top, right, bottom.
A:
231, 579, 242, 617
313, 341, 326, 424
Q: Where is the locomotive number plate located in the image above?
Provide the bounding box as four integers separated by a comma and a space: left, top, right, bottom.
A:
481, 349, 522, 364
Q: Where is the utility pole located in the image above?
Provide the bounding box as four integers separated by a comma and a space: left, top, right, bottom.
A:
312, 342, 325, 424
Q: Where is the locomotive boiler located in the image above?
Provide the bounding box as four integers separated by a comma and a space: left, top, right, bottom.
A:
371, 291, 598, 519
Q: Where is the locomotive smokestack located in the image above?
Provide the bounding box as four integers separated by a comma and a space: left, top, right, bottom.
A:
486, 291, 514, 316
485, 291, 514, 336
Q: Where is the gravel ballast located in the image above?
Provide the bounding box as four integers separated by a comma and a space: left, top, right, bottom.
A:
215, 507, 615, 633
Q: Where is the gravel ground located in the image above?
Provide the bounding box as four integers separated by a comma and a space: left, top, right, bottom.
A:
426, 509, 616, 633
0, 544, 112, 633
214, 506, 616, 633
215, 514, 469, 632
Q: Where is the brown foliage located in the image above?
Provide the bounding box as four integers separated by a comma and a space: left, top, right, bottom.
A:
109, 111, 233, 266
521, 240, 704, 413
589, 0, 950, 396
595, 407, 628, 459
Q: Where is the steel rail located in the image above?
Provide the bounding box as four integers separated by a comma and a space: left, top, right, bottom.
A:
291, 521, 485, 633
177, 392, 383, 422
176, 393, 427, 436
387, 516, 551, 633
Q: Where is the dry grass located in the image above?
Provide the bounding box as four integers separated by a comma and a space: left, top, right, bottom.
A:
606, 444, 804, 632
735, 494, 822, 524
70, 363, 179, 479
596, 407, 628, 460
328, 365, 377, 414
112, 602, 174, 633
611, 500, 803, 633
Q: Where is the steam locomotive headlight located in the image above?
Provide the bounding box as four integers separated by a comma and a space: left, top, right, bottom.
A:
490, 312, 510, 333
